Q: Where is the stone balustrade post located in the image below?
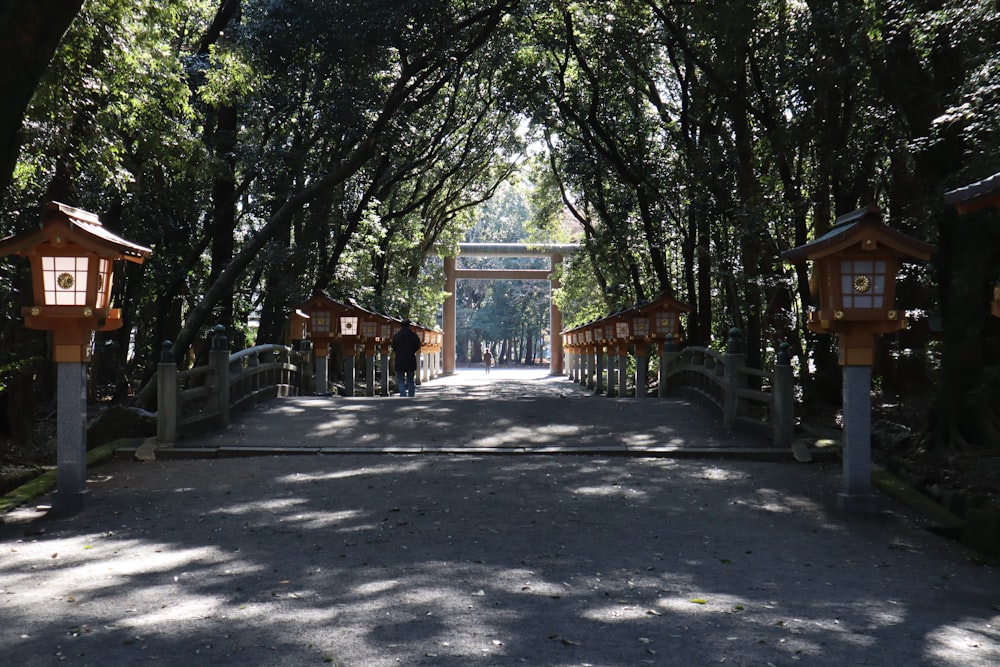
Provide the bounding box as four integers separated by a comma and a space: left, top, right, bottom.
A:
379, 348, 390, 396
209, 325, 231, 428
596, 347, 606, 394
723, 328, 745, 430
157, 340, 178, 446
365, 348, 376, 396
659, 335, 677, 398
635, 348, 648, 398
617, 348, 628, 398
773, 342, 795, 447
605, 347, 615, 396
298, 340, 314, 395
343, 346, 356, 396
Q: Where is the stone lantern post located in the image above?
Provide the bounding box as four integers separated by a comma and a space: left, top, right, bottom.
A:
0, 202, 150, 515
783, 205, 935, 512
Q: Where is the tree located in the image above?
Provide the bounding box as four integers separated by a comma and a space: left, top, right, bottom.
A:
0, 1, 85, 206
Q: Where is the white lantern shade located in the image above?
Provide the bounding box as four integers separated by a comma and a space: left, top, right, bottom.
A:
339, 315, 358, 336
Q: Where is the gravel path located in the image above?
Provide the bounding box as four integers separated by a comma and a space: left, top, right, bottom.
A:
2, 368, 998, 666
2, 454, 998, 666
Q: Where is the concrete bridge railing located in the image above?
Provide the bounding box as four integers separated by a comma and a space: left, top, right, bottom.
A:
662, 329, 794, 446
156, 325, 313, 445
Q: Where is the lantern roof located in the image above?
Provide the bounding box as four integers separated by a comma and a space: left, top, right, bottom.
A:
944, 171, 1000, 214
297, 289, 348, 312
0, 201, 151, 262
782, 205, 934, 264
628, 291, 694, 315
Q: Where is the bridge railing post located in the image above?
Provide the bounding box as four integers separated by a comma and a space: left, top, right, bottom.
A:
366, 349, 376, 396
156, 340, 178, 446
635, 347, 648, 398
616, 346, 628, 397
723, 328, 746, 429
378, 347, 389, 396
298, 340, 314, 395
773, 341, 795, 446
208, 325, 231, 428
658, 335, 677, 398
595, 348, 604, 394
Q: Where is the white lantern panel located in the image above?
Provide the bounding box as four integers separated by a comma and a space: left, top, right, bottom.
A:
340, 316, 358, 336
655, 311, 675, 335
42, 255, 89, 306
313, 311, 331, 334
840, 259, 888, 309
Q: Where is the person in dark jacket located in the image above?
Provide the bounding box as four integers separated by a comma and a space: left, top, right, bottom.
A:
391, 319, 422, 397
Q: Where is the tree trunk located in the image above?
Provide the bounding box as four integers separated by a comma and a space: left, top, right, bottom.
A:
0, 1, 85, 206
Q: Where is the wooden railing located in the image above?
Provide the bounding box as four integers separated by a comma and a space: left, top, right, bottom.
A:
662, 329, 795, 446
156, 325, 314, 445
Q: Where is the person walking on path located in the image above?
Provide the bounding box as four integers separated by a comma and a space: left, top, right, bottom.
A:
391, 319, 422, 396
483, 348, 493, 374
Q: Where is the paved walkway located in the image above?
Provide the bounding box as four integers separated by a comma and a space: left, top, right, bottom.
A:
1, 369, 999, 666
141, 367, 779, 459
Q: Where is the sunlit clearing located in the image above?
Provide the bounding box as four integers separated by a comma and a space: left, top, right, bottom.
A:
476, 425, 559, 446
571, 484, 647, 499
581, 602, 666, 622
742, 488, 828, 515
927, 622, 1000, 665
4, 543, 244, 605
276, 460, 427, 483
654, 592, 749, 615
209, 497, 307, 515
697, 466, 749, 481
125, 597, 228, 628
268, 404, 308, 415
351, 579, 401, 596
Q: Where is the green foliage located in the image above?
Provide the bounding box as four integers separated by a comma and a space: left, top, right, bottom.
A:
2, 0, 998, 449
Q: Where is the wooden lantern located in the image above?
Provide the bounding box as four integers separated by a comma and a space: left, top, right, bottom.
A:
783, 205, 935, 365
0, 202, 150, 362
297, 290, 345, 357
637, 292, 693, 346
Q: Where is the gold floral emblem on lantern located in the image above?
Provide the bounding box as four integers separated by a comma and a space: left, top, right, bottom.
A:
853, 274, 872, 294
57, 272, 74, 289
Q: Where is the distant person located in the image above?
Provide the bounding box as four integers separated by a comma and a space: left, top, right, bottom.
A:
483, 348, 493, 374
391, 319, 422, 397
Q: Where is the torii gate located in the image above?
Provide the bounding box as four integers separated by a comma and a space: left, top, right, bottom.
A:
439, 243, 579, 376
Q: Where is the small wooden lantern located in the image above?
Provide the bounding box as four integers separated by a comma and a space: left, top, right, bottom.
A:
638, 292, 693, 345
0, 202, 151, 362
783, 205, 934, 365
339, 314, 359, 339
630, 313, 650, 340
298, 289, 344, 357
379, 322, 393, 346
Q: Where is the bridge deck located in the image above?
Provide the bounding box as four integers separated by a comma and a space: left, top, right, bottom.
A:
146, 367, 784, 459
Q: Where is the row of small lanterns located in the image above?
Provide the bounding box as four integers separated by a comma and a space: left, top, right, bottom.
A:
562, 292, 693, 356
295, 289, 442, 357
